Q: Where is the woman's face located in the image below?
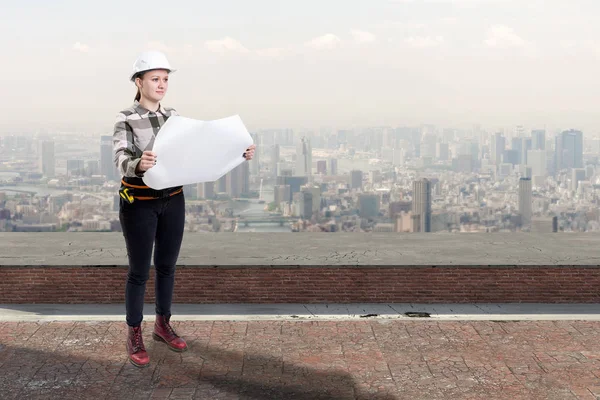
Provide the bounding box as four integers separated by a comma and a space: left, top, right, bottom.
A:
137, 69, 169, 102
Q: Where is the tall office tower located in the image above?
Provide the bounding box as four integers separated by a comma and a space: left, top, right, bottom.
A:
226, 161, 250, 198
511, 137, 523, 164
296, 137, 312, 178
197, 181, 215, 199
412, 179, 432, 233
217, 174, 227, 193
271, 144, 280, 176
100, 135, 117, 180
276, 176, 308, 202
274, 184, 291, 205
555, 129, 583, 172
521, 138, 532, 164
329, 158, 338, 175
250, 133, 260, 176
572, 168, 586, 191
350, 170, 363, 190
491, 133, 506, 166
183, 184, 198, 200
532, 130, 546, 150
86, 160, 99, 176
518, 177, 532, 227
358, 193, 380, 219
316, 160, 327, 175
40, 140, 55, 178
299, 190, 313, 219
67, 159, 85, 177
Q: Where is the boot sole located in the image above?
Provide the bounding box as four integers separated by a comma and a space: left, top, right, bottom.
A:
152, 332, 188, 352
126, 345, 150, 368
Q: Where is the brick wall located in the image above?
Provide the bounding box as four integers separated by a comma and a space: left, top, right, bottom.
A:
1, 266, 599, 304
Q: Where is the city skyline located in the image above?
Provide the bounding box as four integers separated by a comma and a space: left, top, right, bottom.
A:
1, 123, 597, 234
2, 1, 600, 133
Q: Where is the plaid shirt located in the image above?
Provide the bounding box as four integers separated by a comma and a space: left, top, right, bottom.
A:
112, 100, 178, 179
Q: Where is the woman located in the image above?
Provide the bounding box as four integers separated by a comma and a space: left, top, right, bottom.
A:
113, 50, 256, 368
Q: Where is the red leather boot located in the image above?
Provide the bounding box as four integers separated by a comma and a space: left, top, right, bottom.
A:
152, 315, 188, 352
126, 325, 150, 368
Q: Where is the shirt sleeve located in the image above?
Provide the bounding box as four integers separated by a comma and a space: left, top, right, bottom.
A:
113, 112, 144, 178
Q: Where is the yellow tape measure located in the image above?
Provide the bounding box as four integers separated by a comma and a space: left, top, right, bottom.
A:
119, 187, 135, 204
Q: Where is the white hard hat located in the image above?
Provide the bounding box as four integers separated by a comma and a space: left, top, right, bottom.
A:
130, 51, 176, 82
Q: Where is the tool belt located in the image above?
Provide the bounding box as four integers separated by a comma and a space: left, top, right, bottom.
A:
119, 178, 183, 204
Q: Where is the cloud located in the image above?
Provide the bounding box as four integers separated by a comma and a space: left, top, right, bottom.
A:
351, 30, 376, 44
404, 36, 445, 48
72, 42, 89, 53
305, 34, 342, 50
484, 25, 526, 48
204, 37, 249, 54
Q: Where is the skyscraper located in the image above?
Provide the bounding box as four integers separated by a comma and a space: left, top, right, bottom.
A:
274, 185, 291, 205
412, 179, 432, 233
329, 158, 338, 175
276, 176, 307, 202
197, 181, 215, 199
358, 194, 380, 219
317, 160, 327, 175
304, 185, 322, 213
511, 137, 523, 165
518, 177, 532, 227
296, 137, 312, 178
100, 135, 117, 181
502, 150, 520, 166
67, 159, 85, 177
271, 144, 280, 177
491, 133, 506, 166
250, 133, 260, 176
555, 129, 583, 172
350, 170, 363, 190
532, 130, 546, 150
521, 137, 532, 165
299, 190, 313, 219
40, 140, 55, 178
86, 160, 99, 176
226, 161, 250, 198
217, 174, 227, 193
183, 184, 198, 200
572, 168, 586, 192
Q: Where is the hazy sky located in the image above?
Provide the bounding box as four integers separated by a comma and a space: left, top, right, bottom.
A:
2, 0, 600, 134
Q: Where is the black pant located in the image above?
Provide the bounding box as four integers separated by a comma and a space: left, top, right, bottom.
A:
119, 192, 185, 327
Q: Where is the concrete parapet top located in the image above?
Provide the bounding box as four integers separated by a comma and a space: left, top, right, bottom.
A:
1, 232, 599, 267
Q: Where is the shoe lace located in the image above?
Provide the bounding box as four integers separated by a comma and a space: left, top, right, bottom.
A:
164, 318, 177, 337
132, 326, 145, 352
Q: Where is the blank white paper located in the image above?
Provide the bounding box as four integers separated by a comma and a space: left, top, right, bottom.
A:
142, 115, 253, 190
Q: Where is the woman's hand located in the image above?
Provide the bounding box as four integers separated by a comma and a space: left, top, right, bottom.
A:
244, 144, 256, 161
137, 151, 157, 172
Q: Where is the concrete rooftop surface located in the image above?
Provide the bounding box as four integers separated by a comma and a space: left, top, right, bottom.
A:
1, 319, 600, 400
2, 232, 600, 266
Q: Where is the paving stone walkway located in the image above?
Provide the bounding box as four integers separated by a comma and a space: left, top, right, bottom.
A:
1, 320, 599, 399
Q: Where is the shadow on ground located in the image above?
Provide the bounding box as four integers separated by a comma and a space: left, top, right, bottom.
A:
0, 334, 398, 400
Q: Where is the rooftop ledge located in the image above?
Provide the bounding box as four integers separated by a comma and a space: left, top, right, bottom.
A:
1, 232, 600, 267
